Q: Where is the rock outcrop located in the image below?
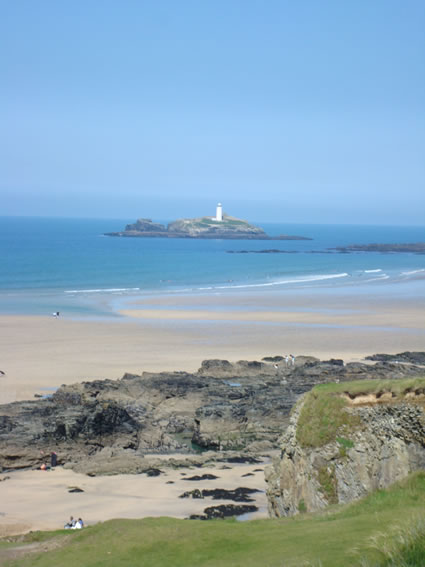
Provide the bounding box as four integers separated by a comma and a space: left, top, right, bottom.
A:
0, 355, 423, 475
265, 378, 425, 517
330, 243, 425, 253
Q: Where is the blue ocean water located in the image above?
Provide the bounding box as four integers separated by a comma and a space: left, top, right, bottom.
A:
0, 216, 424, 316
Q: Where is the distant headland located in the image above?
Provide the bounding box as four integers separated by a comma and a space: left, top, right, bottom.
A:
105, 203, 312, 241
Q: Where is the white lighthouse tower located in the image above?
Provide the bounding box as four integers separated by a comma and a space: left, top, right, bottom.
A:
215, 202, 223, 222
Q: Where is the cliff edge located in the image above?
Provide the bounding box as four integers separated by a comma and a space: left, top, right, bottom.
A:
265, 377, 425, 517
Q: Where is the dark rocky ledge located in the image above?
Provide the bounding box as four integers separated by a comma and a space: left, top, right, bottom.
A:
329, 243, 425, 253
0, 353, 423, 475
365, 351, 425, 365
180, 487, 260, 502
188, 504, 258, 520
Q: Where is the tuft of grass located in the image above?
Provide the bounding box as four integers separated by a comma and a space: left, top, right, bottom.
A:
298, 499, 307, 513
317, 465, 338, 504
337, 436, 354, 458
337, 437, 355, 449
358, 518, 425, 566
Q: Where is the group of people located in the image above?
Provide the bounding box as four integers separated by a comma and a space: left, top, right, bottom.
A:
64, 516, 84, 529
273, 354, 296, 373
38, 451, 57, 470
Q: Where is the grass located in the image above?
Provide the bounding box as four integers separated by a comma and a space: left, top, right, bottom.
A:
296, 378, 425, 449
194, 217, 251, 228
360, 519, 425, 566
317, 465, 338, 504
1, 472, 425, 567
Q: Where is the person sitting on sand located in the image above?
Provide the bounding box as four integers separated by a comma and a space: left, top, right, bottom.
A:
74, 518, 84, 529
64, 516, 76, 529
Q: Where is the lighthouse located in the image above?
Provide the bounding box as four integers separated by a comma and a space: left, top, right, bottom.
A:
215, 202, 223, 222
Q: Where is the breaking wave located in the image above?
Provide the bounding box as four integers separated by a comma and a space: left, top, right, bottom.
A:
65, 287, 141, 294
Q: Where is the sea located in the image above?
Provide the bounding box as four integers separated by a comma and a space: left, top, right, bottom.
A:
1, 217, 424, 318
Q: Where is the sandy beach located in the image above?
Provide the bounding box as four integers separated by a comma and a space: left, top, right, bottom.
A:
0, 287, 424, 536
0, 460, 269, 537
1, 289, 424, 403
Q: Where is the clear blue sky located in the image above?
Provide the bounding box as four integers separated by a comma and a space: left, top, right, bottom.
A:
1, 0, 424, 224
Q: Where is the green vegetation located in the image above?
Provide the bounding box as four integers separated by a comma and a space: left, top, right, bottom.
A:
337, 437, 355, 458
296, 386, 361, 448
336, 437, 354, 449
317, 465, 338, 504
298, 498, 307, 513
296, 378, 425, 449
2, 473, 425, 567
359, 519, 425, 566
193, 217, 252, 229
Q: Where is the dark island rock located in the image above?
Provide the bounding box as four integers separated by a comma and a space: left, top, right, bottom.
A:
105, 214, 312, 241
124, 218, 168, 233
227, 249, 300, 253
329, 243, 425, 254
0, 354, 423, 474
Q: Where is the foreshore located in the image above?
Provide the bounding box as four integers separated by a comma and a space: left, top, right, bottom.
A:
1, 287, 424, 403
1, 286, 424, 537
0, 460, 269, 537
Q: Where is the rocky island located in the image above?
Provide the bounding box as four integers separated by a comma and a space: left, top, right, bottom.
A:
105, 204, 311, 240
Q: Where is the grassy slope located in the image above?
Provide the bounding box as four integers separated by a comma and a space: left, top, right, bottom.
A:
2, 472, 425, 567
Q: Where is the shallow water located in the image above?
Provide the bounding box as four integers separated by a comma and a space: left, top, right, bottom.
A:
1, 217, 424, 316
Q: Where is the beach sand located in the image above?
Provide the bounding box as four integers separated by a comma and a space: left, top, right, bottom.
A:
0, 288, 424, 536
0, 289, 424, 403
0, 460, 269, 536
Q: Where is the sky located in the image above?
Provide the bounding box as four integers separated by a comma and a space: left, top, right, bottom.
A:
1, 0, 424, 225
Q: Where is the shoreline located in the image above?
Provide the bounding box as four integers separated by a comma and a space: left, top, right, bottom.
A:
0, 287, 424, 403
1, 285, 424, 538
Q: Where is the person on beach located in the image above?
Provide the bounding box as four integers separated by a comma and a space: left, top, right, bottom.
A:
285, 355, 290, 367
64, 516, 75, 529
290, 354, 295, 366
